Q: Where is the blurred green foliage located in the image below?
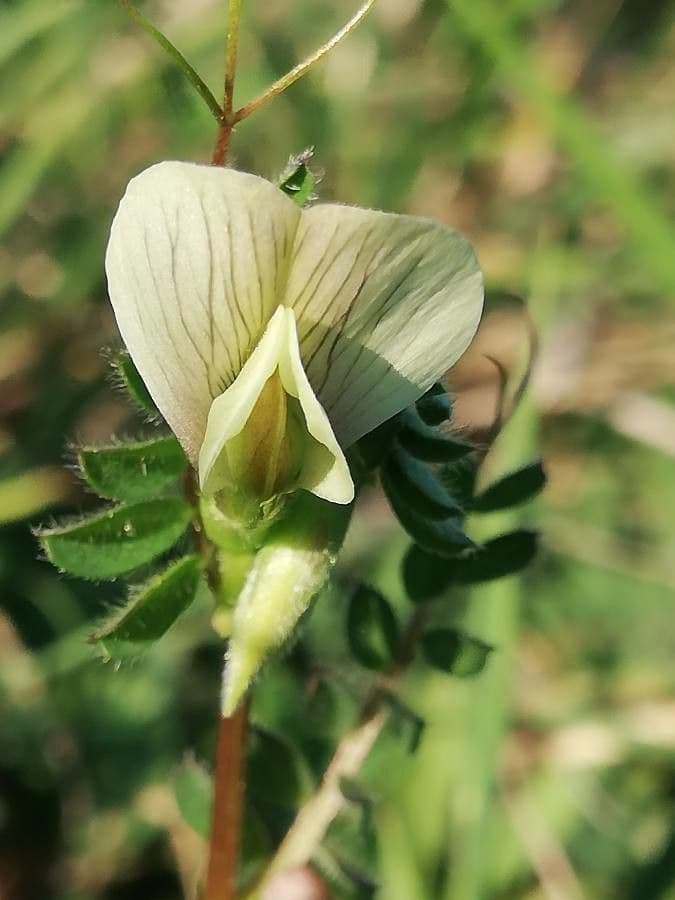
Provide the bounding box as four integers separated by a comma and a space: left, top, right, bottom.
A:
1, 0, 674, 898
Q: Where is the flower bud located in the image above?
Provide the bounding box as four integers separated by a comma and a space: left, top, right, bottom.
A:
221, 493, 352, 714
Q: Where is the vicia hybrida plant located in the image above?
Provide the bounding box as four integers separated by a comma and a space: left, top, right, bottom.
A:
36, 3, 544, 897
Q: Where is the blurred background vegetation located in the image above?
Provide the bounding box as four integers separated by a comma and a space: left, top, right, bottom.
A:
1, 0, 674, 898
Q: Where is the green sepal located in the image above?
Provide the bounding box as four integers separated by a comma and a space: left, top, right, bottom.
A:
78, 435, 186, 502
385, 477, 475, 557
37, 498, 193, 579
381, 447, 462, 520
278, 148, 316, 206
415, 381, 452, 426
111, 349, 157, 415
422, 628, 492, 677
92, 555, 203, 656
346, 584, 400, 671
472, 460, 546, 513
397, 410, 473, 463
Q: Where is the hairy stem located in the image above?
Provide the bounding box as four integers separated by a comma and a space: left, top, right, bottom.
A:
224, 0, 242, 119
205, 702, 249, 900
212, 0, 243, 165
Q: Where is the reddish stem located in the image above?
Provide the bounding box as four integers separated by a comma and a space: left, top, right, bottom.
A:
211, 116, 233, 166
205, 702, 249, 900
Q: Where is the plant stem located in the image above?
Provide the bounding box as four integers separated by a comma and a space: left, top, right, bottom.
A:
234, 0, 377, 124
223, 0, 242, 120
205, 702, 249, 900
212, 0, 243, 165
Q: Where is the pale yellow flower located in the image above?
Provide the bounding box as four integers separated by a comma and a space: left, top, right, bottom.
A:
105, 161, 483, 512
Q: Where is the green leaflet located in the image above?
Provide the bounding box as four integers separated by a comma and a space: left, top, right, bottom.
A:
402, 530, 539, 603
415, 381, 452, 426
421, 628, 492, 677
440, 455, 479, 510
174, 756, 212, 839
382, 447, 462, 520
472, 460, 546, 513
111, 349, 157, 414
92, 554, 202, 655
78, 435, 186, 502
402, 543, 456, 603
38, 498, 193, 579
118, 1, 222, 122
356, 415, 402, 470
347, 584, 400, 671
397, 410, 473, 463
277, 148, 316, 207
385, 475, 475, 557
247, 727, 312, 808
451, 530, 539, 584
